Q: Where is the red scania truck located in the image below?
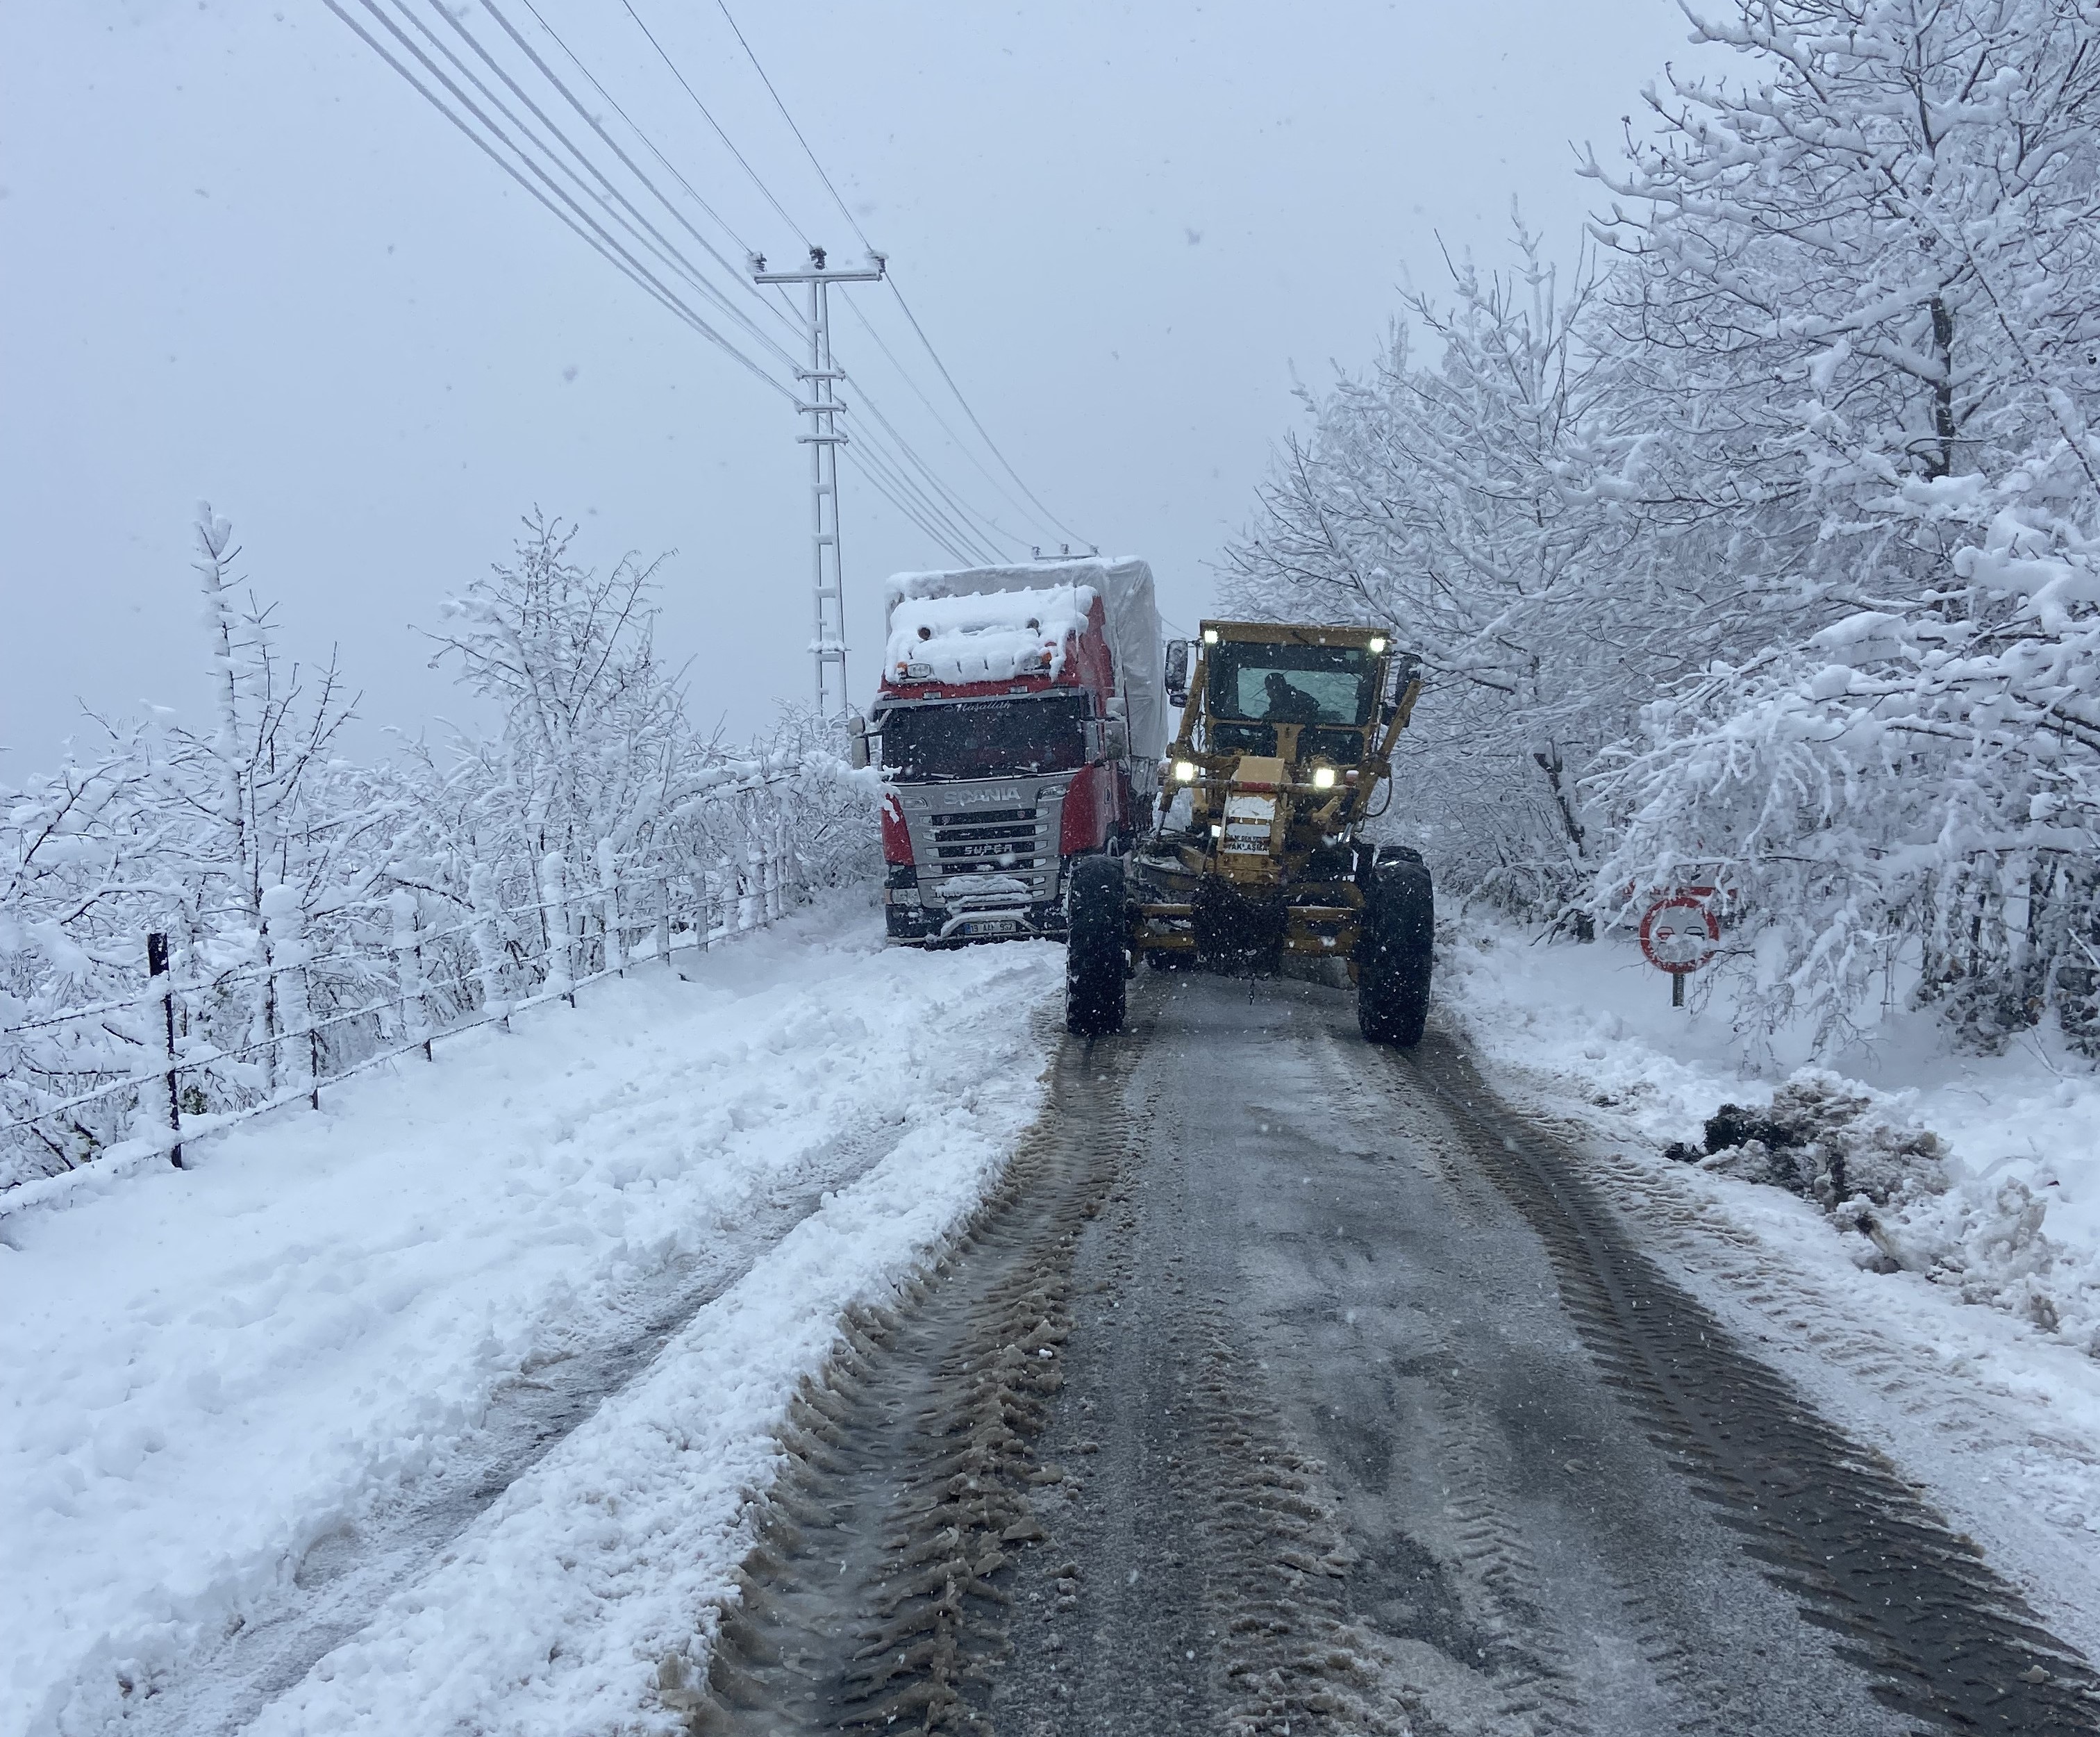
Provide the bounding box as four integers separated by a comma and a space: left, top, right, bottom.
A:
862, 558, 1165, 945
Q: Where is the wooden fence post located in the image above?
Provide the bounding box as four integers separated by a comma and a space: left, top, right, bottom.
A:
468, 861, 511, 1031
261, 888, 317, 1108
597, 838, 626, 976
540, 851, 576, 1006
146, 932, 183, 1169
389, 889, 432, 1058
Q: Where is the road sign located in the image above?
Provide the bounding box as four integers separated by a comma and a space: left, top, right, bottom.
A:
1640, 892, 1719, 1004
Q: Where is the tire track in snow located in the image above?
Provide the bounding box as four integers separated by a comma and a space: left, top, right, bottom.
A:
109, 1111, 924, 1737
1403, 1033, 2100, 1736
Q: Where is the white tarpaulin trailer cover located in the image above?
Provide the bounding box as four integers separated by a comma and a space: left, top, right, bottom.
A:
883, 558, 1167, 772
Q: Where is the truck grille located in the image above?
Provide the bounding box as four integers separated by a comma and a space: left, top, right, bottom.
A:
932, 808, 1031, 826
929, 806, 1047, 876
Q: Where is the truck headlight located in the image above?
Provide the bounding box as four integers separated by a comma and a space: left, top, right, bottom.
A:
1173, 760, 1197, 783
1312, 766, 1336, 790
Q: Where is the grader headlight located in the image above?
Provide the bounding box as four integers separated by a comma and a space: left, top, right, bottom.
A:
1173, 760, 1198, 783
1312, 766, 1336, 790
1368, 635, 1388, 654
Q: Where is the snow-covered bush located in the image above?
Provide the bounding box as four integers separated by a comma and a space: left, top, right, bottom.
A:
0, 508, 880, 1191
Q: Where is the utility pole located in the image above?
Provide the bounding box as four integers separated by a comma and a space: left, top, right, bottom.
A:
751, 245, 886, 722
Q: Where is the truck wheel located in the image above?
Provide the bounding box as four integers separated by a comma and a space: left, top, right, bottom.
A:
1358, 859, 1433, 1047
1066, 856, 1128, 1036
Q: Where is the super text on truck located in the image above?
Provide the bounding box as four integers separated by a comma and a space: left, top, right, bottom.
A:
857, 558, 1165, 945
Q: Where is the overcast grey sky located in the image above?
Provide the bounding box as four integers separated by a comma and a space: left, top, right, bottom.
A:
0, 0, 1703, 770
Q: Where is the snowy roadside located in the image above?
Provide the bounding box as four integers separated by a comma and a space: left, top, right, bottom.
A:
1438, 919, 2100, 1657
1, 895, 1062, 1737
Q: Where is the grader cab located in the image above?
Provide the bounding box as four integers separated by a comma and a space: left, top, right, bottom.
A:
1064, 621, 1435, 1046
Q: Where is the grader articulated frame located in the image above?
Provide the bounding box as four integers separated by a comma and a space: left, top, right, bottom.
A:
1065, 620, 1435, 1046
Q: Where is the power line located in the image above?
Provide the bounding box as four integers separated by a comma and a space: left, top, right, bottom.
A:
838, 294, 1063, 545
324, 0, 797, 404
844, 438, 990, 566
617, 0, 812, 248
496, 0, 807, 349
515, 0, 762, 261
883, 277, 1092, 548
404, 0, 803, 374
332, 0, 1047, 583
710, 0, 1091, 551
712, 0, 872, 253
847, 413, 1007, 565
847, 375, 1029, 556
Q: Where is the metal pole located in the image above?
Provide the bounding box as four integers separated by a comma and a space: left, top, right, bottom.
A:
812, 275, 843, 720
751, 247, 885, 723
146, 932, 183, 1169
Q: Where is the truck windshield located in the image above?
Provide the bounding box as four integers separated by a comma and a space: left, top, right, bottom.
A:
1208, 642, 1375, 726
880, 694, 1089, 781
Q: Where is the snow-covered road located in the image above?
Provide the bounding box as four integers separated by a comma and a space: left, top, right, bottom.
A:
1439, 922, 2100, 1666
0, 899, 1062, 1737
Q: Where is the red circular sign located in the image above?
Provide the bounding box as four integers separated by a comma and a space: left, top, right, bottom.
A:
1640, 894, 1719, 974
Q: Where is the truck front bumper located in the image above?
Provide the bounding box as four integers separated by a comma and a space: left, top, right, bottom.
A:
884, 894, 1067, 945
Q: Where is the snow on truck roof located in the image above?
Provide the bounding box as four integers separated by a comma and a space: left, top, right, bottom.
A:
883, 583, 1098, 685
883, 558, 1166, 765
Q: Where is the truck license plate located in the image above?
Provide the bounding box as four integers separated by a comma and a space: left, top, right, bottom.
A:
962, 918, 1021, 936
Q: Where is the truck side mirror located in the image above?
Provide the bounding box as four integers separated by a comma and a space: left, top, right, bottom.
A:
847, 713, 872, 771
1164, 640, 1190, 708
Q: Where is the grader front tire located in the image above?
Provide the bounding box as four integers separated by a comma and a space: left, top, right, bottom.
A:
1065, 856, 1128, 1036
1358, 860, 1433, 1048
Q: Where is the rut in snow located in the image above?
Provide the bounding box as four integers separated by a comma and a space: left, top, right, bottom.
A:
685, 970, 2100, 1736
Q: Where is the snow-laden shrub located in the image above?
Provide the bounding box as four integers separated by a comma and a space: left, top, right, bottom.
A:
1579, 0, 2100, 1049
1, 508, 881, 1191
1592, 513, 2100, 1051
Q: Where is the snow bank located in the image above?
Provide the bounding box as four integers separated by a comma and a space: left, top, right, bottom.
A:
1437, 920, 2100, 1357
1, 897, 1062, 1736
883, 583, 1097, 685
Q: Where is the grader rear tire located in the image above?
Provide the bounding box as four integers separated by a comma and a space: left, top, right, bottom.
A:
1358, 859, 1433, 1047
1065, 856, 1128, 1036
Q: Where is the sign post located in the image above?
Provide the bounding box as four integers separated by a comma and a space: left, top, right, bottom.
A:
1639, 890, 1719, 1007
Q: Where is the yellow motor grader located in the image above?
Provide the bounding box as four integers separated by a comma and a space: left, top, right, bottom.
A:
1065, 620, 1434, 1045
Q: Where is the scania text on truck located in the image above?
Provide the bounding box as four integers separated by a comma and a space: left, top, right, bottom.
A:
858, 558, 1165, 945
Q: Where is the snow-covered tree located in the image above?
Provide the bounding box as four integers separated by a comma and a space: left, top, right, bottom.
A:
1224, 2, 2100, 1051
1587, 0, 2100, 1047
